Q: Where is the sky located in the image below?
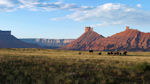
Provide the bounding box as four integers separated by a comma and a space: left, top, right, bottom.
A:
0, 0, 150, 39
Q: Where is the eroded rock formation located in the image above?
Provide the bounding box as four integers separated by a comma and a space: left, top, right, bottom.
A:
65, 27, 104, 50
0, 30, 40, 48
65, 26, 150, 51
20, 39, 74, 48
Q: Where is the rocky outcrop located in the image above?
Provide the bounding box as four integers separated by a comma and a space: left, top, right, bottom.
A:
65, 26, 150, 51
65, 27, 104, 50
0, 30, 40, 48
93, 27, 150, 51
20, 39, 74, 48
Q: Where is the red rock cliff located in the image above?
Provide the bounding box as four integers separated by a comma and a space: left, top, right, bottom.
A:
65, 27, 104, 50
65, 26, 150, 51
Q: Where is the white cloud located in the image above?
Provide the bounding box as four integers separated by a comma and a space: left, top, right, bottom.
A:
0, 0, 149, 27
137, 4, 142, 8
58, 3, 150, 26
0, 0, 16, 12
0, 0, 13, 7
0, 0, 89, 12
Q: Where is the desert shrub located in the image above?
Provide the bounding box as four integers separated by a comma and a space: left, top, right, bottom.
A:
134, 62, 150, 72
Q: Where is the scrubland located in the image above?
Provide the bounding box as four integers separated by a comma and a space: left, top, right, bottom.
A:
0, 48, 150, 84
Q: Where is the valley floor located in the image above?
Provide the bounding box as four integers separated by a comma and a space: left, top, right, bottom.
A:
0, 48, 150, 84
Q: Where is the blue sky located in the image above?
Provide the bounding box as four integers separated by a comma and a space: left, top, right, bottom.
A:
0, 0, 150, 39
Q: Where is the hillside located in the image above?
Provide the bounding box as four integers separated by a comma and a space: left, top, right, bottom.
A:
65, 27, 104, 50
0, 31, 40, 48
65, 26, 150, 51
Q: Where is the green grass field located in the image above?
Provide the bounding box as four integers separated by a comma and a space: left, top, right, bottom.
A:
0, 48, 150, 84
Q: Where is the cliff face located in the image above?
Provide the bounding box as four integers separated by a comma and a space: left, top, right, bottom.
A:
65, 27, 104, 50
0, 31, 40, 48
93, 28, 150, 51
65, 26, 150, 51
20, 39, 74, 48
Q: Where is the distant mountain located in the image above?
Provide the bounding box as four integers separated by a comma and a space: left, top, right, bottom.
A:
64, 27, 104, 50
20, 39, 74, 48
0, 31, 40, 48
64, 26, 150, 51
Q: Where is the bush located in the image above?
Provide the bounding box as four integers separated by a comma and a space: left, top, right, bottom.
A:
135, 62, 150, 72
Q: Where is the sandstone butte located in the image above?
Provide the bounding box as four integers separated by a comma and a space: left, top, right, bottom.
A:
65, 26, 150, 51
0, 31, 40, 48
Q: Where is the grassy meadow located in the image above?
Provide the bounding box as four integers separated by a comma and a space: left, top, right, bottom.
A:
0, 48, 150, 84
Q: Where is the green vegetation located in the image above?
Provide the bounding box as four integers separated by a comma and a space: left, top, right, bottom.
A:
0, 48, 150, 84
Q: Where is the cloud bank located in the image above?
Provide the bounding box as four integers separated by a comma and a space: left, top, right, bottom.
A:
0, 0, 93, 11
59, 3, 150, 27
0, 0, 150, 27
